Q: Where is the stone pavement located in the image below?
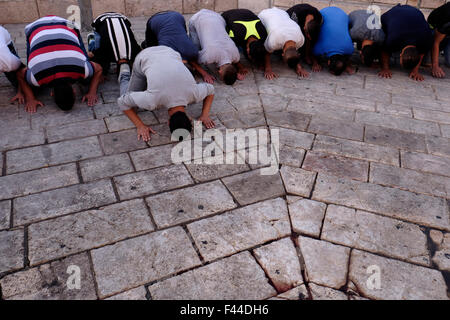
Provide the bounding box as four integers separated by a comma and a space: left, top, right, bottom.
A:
0, 19, 449, 300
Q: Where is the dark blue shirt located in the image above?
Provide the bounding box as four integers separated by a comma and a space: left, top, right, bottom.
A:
381, 5, 433, 54
148, 11, 199, 61
313, 7, 354, 57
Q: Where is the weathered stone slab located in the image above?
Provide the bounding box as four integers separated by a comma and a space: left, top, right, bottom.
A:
0, 200, 10, 230
106, 286, 148, 300
46, 119, 108, 143
228, 94, 263, 113
99, 130, 148, 155
260, 94, 289, 112
6, 137, 103, 174
266, 111, 310, 131
349, 250, 448, 300
376, 102, 413, 118
365, 125, 427, 153
355, 111, 441, 136
149, 251, 276, 300
280, 166, 316, 197
308, 117, 364, 141
222, 170, 285, 206
28, 200, 154, 266
287, 99, 356, 121
277, 127, 315, 150
91, 227, 201, 298
337, 85, 391, 103
432, 233, 450, 272
302, 151, 369, 182
105, 112, 158, 132
426, 135, 450, 158
275, 285, 310, 300
114, 165, 193, 200
80, 154, 134, 182
322, 206, 430, 266
0, 128, 44, 152
94, 102, 123, 119
289, 199, 327, 237
309, 283, 348, 300
441, 124, 450, 138
313, 135, 399, 166
313, 173, 449, 231
370, 163, 450, 198
130, 144, 175, 171
299, 237, 350, 289
0, 164, 79, 201
188, 198, 291, 261
289, 90, 376, 112
14, 179, 117, 226
146, 181, 237, 228
414, 108, 450, 125
30, 107, 95, 130
278, 145, 306, 168
0, 229, 24, 274
253, 238, 303, 293
402, 151, 450, 177
393, 93, 449, 112
0, 253, 97, 300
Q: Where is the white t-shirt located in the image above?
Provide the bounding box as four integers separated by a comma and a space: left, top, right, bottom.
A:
0, 26, 21, 73
258, 7, 305, 53
189, 9, 240, 67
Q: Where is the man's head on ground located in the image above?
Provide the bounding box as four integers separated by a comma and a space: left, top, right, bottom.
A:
218, 63, 238, 86
400, 45, 420, 70
168, 107, 192, 140
52, 80, 75, 111
247, 38, 267, 67
283, 46, 300, 70
304, 16, 321, 43
361, 43, 381, 68
328, 54, 347, 76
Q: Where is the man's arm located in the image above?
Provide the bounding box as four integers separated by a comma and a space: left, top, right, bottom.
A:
234, 62, 248, 81
296, 63, 310, 78
409, 53, 425, 81
82, 62, 103, 107
431, 30, 446, 78
198, 94, 215, 129
190, 60, 215, 84
16, 67, 43, 113
378, 50, 392, 78
264, 52, 277, 80
123, 108, 156, 142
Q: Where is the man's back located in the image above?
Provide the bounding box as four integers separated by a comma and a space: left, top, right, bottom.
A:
189, 9, 239, 66
121, 46, 213, 110
222, 9, 267, 49
25, 16, 93, 87
381, 4, 432, 53
313, 7, 354, 57
148, 11, 198, 61
258, 7, 305, 53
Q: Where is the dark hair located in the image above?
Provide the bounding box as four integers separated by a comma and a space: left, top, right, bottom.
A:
361, 44, 381, 67
169, 111, 192, 137
401, 46, 420, 70
248, 40, 267, 66
305, 19, 321, 43
222, 64, 238, 86
54, 81, 75, 111
329, 54, 346, 76
284, 47, 300, 69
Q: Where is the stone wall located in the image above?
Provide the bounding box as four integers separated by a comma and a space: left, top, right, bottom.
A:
0, 0, 447, 24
